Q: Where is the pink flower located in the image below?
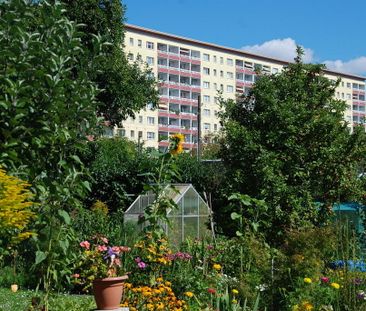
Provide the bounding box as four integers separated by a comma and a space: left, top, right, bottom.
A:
101, 237, 109, 244
72, 274, 80, 278
138, 261, 147, 269
112, 246, 121, 254
114, 258, 121, 267
97, 245, 108, 252
80, 241, 90, 249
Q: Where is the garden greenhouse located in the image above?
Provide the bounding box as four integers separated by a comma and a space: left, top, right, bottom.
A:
124, 184, 211, 244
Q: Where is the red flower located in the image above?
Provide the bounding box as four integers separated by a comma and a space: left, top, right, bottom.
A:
207, 288, 216, 294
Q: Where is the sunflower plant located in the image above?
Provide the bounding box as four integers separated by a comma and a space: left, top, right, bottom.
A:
139, 133, 184, 238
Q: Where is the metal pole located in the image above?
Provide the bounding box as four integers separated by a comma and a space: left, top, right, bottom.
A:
197, 95, 201, 161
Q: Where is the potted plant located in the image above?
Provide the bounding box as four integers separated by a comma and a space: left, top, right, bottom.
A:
72, 235, 130, 310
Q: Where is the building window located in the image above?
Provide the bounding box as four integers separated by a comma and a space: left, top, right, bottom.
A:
213, 55, 217, 63
139, 116, 143, 123
213, 69, 217, 76
347, 82, 351, 88
117, 128, 125, 137
146, 102, 154, 110
220, 70, 224, 78
128, 53, 134, 61
214, 97, 219, 104
203, 53, 210, 61
227, 85, 234, 93
272, 67, 279, 74
203, 81, 210, 89
341, 82, 345, 87
227, 71, 233, 79
146, 56, 154, 65
203, 67, 210, 75
203, 123, 211, 130
138, 39, 142, 47
147, 132, 155, 140
203, 95, 210, 103
227, 58, 233, 66
213, 83, 217, 90
214, 124, 218, 131
130, 130, 135, 138
347, 94, 351, 100
104, 127, 113, 137
220, 57, 223, 64
146, 41, 154, 49
203, 109, 210, 116
129, 37, 134, 46
147, 117, 155, 125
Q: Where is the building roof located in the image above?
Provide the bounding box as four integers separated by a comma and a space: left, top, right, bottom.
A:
125, 24, 366, 82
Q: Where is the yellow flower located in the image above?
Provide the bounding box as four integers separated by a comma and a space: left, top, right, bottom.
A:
232, 299, 238, 304
302, 301, 314, 311
232, 289, 239, 295
330, 282, 340, 289
304, 277, 312, 284
184, 291, 194, 298
213, 263, 222, 271
292, 304, 299, 311
169, 133, 184, 155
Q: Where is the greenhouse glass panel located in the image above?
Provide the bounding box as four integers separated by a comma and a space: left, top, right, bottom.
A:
184, 216, 198, 239
183, 188, 198, 215
199, 216, 210, 239
199, 198, 209, 216
168, 216, 183, 245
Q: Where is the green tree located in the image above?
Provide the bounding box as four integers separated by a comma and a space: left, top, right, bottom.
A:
218, 48, 366, 242
0, 0, 100, 209
81, 138, 156, 211
61, 0, 159, 125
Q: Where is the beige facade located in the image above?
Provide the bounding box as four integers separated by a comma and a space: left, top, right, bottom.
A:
109, 24, 366, 150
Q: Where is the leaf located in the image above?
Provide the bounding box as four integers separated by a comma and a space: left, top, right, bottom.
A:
82, 180, 91, 192
231, 212, 241, 220
235, 230, 243, 237
35, 251, 47, 265
58, 210, 70, 225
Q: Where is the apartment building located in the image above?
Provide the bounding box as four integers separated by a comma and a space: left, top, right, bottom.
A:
111, 24, 366, 151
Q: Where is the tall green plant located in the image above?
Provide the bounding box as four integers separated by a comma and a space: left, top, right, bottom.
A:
0, 0, 101, 210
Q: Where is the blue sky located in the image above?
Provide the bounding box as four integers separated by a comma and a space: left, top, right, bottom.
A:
123, 0, 366, 76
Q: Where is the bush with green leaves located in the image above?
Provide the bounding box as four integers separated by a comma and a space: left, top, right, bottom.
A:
218, 48, 366, 243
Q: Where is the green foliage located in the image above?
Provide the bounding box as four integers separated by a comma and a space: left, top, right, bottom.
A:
61, 0, 159, 124
0, 0, 99, 210
81, 138, 155, 211
219, 49, 366, 242
0, 288, 95, 311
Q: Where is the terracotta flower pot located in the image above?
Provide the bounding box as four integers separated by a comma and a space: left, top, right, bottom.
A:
93, 275, 128, 310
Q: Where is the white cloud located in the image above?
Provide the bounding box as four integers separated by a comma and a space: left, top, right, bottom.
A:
323, 57, 366, 76
242, 38, 314, 63
242, 38, 366, 76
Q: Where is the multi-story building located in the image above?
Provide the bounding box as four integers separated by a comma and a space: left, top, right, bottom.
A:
110, 24, 366, 151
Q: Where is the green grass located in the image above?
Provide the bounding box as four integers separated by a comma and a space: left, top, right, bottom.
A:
0, 287, 96, 311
